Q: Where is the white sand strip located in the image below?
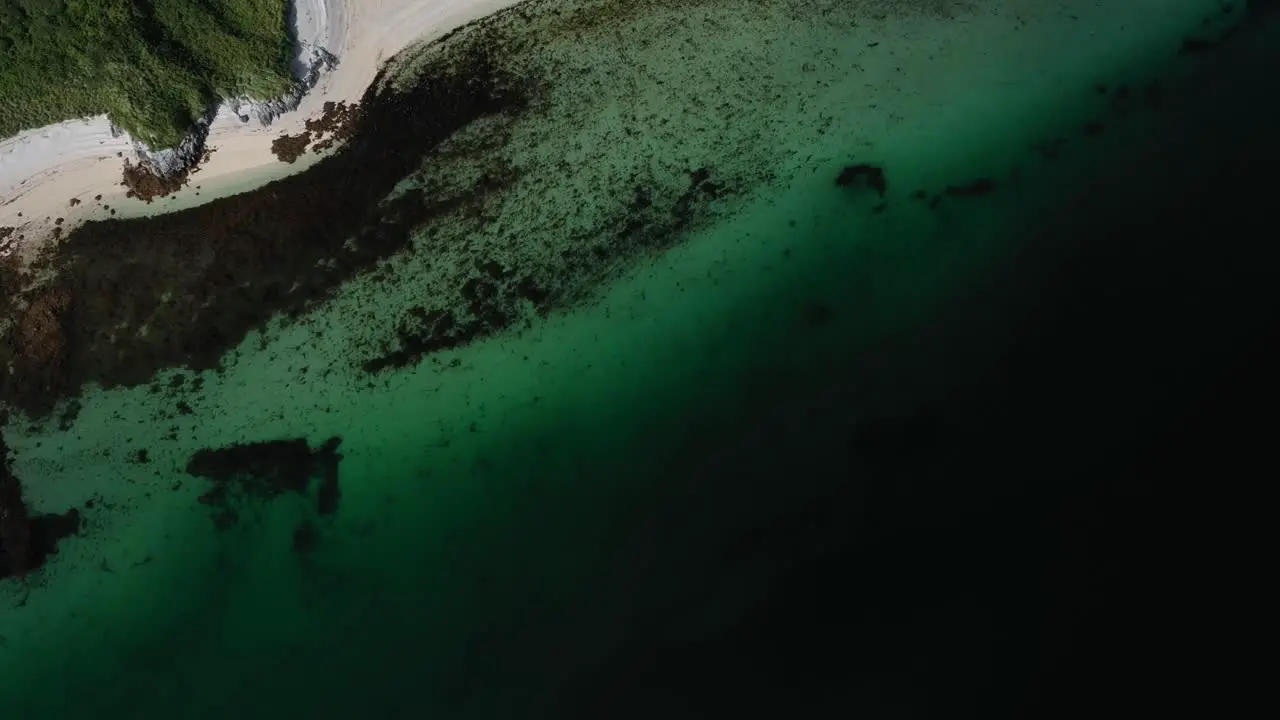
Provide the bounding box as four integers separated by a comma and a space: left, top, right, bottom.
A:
0, 0, 526, 255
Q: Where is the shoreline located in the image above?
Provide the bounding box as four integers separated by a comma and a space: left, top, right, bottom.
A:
0, 0, 524, 260
0, 0, 1234, 422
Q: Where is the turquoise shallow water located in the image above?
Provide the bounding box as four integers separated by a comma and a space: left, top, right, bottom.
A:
3, 1, 1278, 717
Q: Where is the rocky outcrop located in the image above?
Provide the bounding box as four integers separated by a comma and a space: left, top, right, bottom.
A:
116, 3, 342, 188
229, 45, 339, 126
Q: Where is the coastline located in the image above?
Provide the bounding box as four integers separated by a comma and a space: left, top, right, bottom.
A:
0, 0, 524, 261
1, 4, 1271, 713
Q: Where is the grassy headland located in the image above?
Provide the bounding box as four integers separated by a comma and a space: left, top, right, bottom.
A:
0, 0, 294, 148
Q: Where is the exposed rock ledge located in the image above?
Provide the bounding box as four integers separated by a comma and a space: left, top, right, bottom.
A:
113, 3, 341, 197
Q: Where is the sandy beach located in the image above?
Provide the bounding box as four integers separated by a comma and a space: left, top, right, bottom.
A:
0, 0, 524, 256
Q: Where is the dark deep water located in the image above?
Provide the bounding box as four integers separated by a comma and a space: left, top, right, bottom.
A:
2, 3, 1277, 718
551, 15, 1279, 720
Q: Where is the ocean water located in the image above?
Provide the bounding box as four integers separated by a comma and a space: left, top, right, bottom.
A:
2, 1, 1277, 717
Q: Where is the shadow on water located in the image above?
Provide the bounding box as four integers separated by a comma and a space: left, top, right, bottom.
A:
546, 13, 1280, 720
2, 4, 1277, 718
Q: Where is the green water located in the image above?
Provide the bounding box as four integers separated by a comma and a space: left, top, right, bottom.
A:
3, 1, 1277, 717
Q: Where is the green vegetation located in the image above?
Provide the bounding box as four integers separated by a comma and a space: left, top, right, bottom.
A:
0, 0, 294, 147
